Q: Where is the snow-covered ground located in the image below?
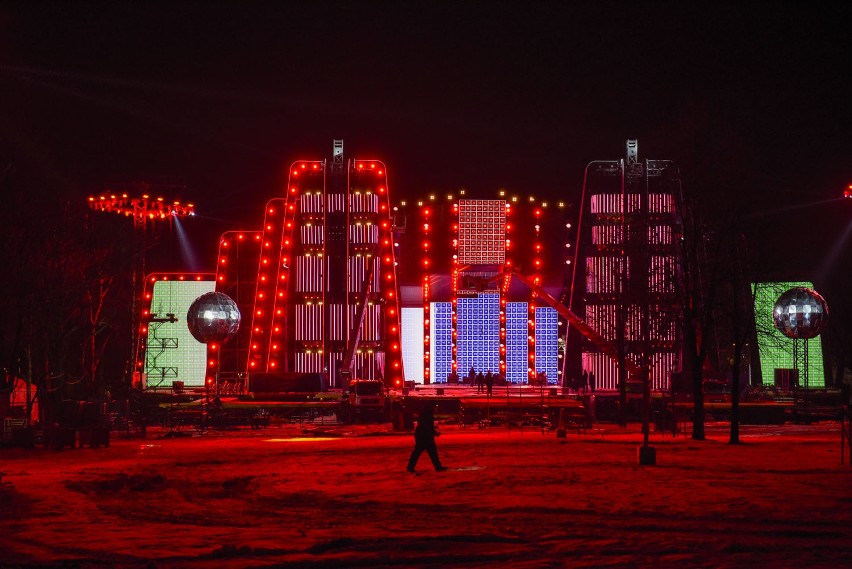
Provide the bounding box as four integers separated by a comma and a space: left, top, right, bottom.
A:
1, 421, 850, 568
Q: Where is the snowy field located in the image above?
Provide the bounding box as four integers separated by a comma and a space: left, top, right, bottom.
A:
1, 421, 850, 568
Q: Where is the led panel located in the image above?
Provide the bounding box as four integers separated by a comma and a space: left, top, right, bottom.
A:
458, 199, 506, 265
431, 302, 453, 383
456, 293, 500, 377
401, 307, 425, 384
145, 280, 216, 388
753, 281, 826, 388
506, 302, 528, 383
535, 307, 558, 384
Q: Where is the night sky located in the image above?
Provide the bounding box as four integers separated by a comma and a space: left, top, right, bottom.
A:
1, 1, 850, 282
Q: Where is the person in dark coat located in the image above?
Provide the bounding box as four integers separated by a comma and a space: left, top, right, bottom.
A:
406, 401, 447, 473
476, 371, 485, 394
485, 370, 494, 396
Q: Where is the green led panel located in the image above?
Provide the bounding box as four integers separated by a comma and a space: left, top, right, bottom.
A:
144, 280, 216, 388
752, 281, 825, 389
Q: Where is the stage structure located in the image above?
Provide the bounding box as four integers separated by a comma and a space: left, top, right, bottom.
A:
395, 193, 573, 384
570, 140, 682, 392
753, 281, 827, 389
134, 143, 404, 392
222, 142, 405, 391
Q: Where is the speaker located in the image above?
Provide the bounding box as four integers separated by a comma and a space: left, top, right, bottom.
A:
774, 368, 798, 390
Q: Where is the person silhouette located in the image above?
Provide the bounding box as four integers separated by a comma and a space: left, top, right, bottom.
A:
476, 371, 485, 394
406, 401, 447, 474
485, 370, 494, 396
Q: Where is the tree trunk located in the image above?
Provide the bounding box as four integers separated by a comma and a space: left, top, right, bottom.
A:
691, 353, 706, 440
729, 342, 742, 444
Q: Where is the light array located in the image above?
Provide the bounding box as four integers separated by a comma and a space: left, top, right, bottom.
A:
88, 193, 195, 221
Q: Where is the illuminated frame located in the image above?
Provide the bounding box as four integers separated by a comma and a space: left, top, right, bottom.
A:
753, 281, 826, 388
137, 273, 215, 389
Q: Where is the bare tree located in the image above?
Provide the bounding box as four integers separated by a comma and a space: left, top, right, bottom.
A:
0, 163, 132, 420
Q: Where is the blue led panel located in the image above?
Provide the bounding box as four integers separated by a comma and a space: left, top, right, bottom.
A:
506, 302, 528, 383
430, 302, 453, 383
535, 307, 559, 384
456, 293, 500, 377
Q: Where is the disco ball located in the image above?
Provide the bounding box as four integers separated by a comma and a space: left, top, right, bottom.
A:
772, 287, 829, 340
186, 292, 241, 344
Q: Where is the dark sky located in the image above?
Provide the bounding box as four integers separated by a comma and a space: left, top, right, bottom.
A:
1, 1, 850, 282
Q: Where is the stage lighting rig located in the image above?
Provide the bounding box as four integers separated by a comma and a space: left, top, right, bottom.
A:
87, 188, 196, 386
87, 193, 195, 227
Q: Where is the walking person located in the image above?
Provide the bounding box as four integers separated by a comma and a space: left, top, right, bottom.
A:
407, 401, 447, 474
